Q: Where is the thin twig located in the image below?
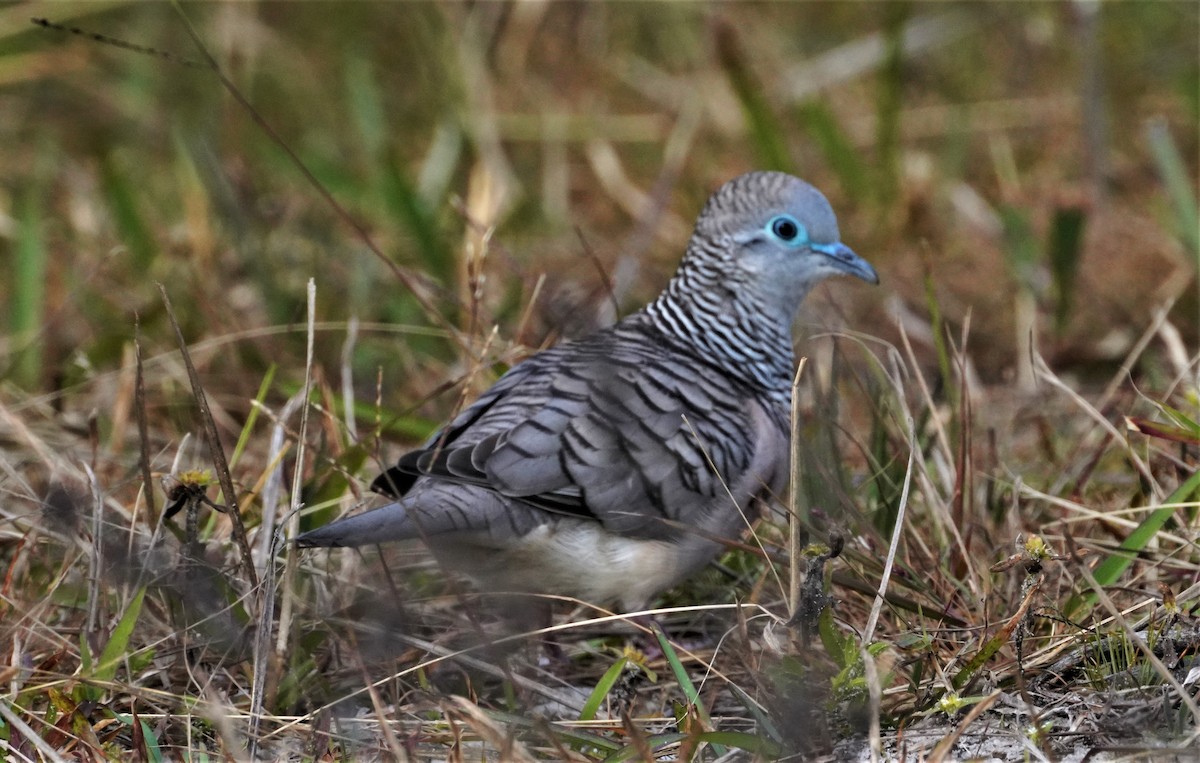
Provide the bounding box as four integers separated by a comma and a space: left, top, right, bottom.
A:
83, 462, 103, 637
862, 414, 915, 647
133, 317, 157, 521
156, 284, 257, 590
0, 701, 70, 763
278, 280, 317, 653
788, 357, 808, 621
340, 316, 359, 444
1035, 351, 1161, 499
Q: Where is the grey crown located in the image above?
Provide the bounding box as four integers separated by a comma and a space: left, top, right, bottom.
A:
296, 171, 877, 611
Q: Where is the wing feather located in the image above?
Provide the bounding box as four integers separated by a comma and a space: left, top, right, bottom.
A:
375, 320, 782, 539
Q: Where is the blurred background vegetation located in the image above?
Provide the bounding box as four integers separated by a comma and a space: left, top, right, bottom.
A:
0, 1, 1198, 758
2, 2, 1195, 409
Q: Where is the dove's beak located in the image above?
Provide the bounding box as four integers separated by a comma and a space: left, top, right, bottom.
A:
811, 242, 879, 285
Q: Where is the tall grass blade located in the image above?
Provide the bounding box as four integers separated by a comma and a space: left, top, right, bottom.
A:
345, 56, 387, 159
693, 731, 781, 757
169, 1, 461, 336
1048, 205, 1087, 332
346, 55, 457, 290
578, 656, 629, 722
1066, 468, 1200, 619
797, 100, 871, 202
229, 365, 277, 471
727, 682, 783, 743
1145, 117, 1200, 259
101, 153, 158, 271
653, 626, 726, 757
11, 188, 46, 388
922, 261, 953, 403
598, 734, 686, 762
714, 21, 790, 172
999, 205, 1039, 287
876, 2, 908, 204
93, 587, 147, 682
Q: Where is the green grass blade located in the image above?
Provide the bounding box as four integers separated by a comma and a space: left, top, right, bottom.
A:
952, 628, 1008, 691
304, 444, 369, 519
277, 379, 439, 441
100, 154, 158, 272
482, 708, 620, 751
381, 163, 456, 288
599, 734, 688, 763
345, 54, 456, 289
875, 2, 908, 204
1091, 470, 1200, 587
797, 100, 871, 202
694, 731, 780, 757
999, 205, 1039, 286
1067, 468, 1200, 618
1048, 205, 1088, 332
1145, 117, 1200, 259
714, 23, 790, 172
653, 626, 726, 758
229, 365, 276, 471
94, 587, 147, 682
345, 56, 387, 159
727, 682, 783, 743
11, 188, 46, 388
579, 656, 629, 722
116, 713, 165, 763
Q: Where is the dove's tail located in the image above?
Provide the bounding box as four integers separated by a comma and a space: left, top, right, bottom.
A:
295, 501, 415, 548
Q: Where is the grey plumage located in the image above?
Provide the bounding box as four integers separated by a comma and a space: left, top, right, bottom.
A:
297, 171, 877, 610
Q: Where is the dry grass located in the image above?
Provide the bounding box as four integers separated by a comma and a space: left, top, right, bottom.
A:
1, 2, 1199, 760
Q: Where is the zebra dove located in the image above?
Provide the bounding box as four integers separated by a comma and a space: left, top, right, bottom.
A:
297, 171, 877, 611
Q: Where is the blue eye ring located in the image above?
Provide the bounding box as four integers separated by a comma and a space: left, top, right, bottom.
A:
767, 214, 807, 245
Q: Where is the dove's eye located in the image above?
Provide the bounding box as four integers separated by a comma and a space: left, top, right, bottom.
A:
767, 214, 807, 245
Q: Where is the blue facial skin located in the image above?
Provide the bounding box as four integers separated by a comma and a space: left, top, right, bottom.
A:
766, 213, 808, 246
764, 213, 879, 285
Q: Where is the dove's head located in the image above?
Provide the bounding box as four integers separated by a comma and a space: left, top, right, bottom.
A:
682, 171, 877, 320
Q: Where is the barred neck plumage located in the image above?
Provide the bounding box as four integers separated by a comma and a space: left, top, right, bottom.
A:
642, 239, 797, 407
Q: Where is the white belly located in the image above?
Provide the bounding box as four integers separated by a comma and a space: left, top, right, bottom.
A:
430, 520, 708, 611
